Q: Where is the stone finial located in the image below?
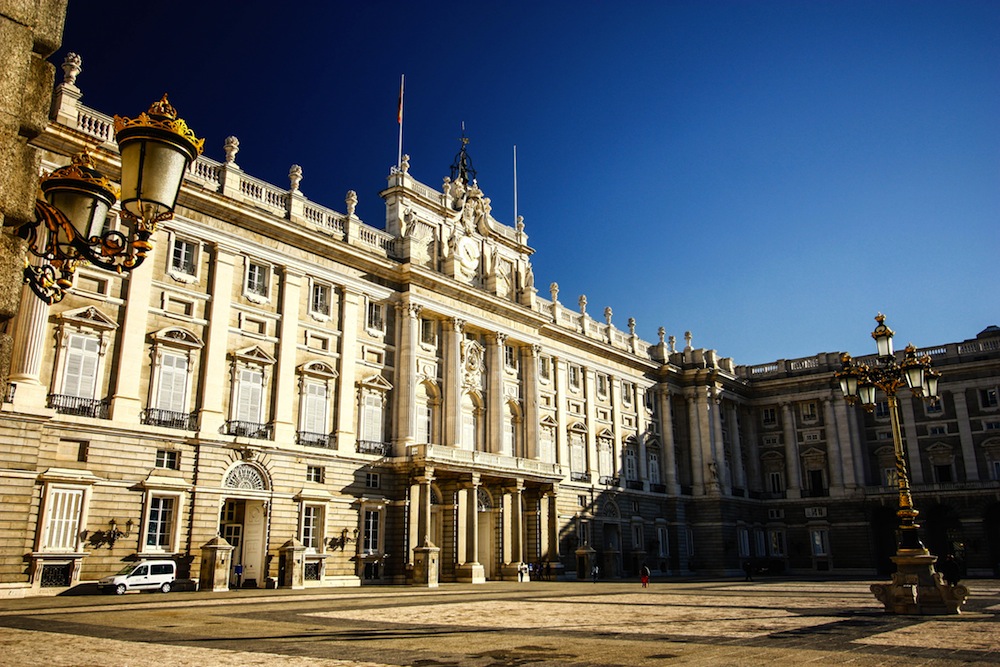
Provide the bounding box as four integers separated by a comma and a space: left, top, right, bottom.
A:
61, 52, 82, 86
400, 154, 410, 173
288, 164, 303, 193
628, 317, 636, 335
223, 136, 239, 165
549, 282, 559, 303
578, 295, 587, 315
668, 335, 676, 353
442, 177, 452, 198
684, 331, 693, 351
345, 190, 358, 217
604, 307, 613, 325
658, 327, 665, 344
516, 215, 525, 233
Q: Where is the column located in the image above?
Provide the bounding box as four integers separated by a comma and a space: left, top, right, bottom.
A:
635, 384, 650, 490
822, 397, 846, 495
686, 390, 705, 494
335, 287, 361, 453
710, 389, 728, 493
832, 397, 860, 488
509, 480, 524, 564
583, 368, 598, 478
547, 487, 560, 564
442, 318, 464, 447
780, 402, 802, 497
272, 268, 302, 444
743, 405, 763, 493
522, 345, 541, 459
727, 402, 747, 491
554, 357, 568, 467
414, 471, 434, 546
109, 255, 155, 422
487, 332, 505, 454
198, 243, 236, 434
658, 388, 680, 495
394, 301, 421, 454
898, 395, 925, 484
8, 282, 50, 406
456, 474, 485, 583
846, 405, 869, 486
696, 388, 717, 494
952, 391, 979, 481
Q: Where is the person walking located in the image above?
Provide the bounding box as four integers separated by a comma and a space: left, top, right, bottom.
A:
743, 560, 753, 582
591, 563, 600, 583
640, 562, 651, 588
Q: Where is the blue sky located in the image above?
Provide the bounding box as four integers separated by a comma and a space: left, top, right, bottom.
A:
56, 1, 999, 365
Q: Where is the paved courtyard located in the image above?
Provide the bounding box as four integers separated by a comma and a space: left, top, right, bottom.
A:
0, 578, 997, 666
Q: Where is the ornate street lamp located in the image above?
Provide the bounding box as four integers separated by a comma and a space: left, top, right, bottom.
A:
17, 95, 203, 304
836, 313, 966, 614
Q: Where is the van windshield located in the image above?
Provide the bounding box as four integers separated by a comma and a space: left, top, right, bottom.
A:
115, 564, 137, 575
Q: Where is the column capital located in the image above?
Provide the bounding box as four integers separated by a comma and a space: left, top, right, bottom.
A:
400, 302, 422, 319
492, 331, 507, 346
448, 317, 466, 333
458, 473, 481, 489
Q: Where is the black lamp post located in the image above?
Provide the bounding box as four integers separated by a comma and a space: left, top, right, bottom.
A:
17, 95, 203, 304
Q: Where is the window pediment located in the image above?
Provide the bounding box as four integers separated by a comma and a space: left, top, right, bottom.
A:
358, 374, 393, 392
59, 306, 118, 331
299, 360, 338, 379
232, 345, 276, 366
152, 327, 204, 350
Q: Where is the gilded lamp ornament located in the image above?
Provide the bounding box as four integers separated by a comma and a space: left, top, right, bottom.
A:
18, 95, 203, 304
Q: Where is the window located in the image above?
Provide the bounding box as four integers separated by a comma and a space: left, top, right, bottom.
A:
363, 509, 380, 553
929, 425, 946, 435
768, 471, 785, 494
657, 526, 669, 557
875, 401, 890, 418
597, 437, 613, 480
992, 460, 1000, 481
926, 401, 943, 415
310, 282, 331, 318
625, 448, 638, 481
981, 388, 998, 409
539, 356, 551, 380
621, 382, 633, 406
539, 423, 555, 463
809, 528, 829, 557
883, 467, 898, 486
169, 237, 197, 277
569, 431, 586, 474
301, 505, 323, 551
577, 495, 587, 507
754, 528, 766, 557
361, 392, 385, 444
244, 261, 270, 299
768, 529, 786, 557
504, 345, 517, 369
647, 450, 661, 485
632, 523, 643, 550
801, 402, 817, 421
306, 466, 324, 483
366, 301, 385, 332
761, 408, 777, 426
155, 449, 179, 470
987, 421, 1000, 431
420, 318, 437, 346
568, 365, 581, 389
236, 368, 264, 424
155, 352, 189, 413
596, 374, 608, 399
62, 334, 100, 399
301, 380, 328, 437
934, 464, 953, 483
145, 495, 176, 551
762, 435, 779, 446
738, 527, 750, 558
365, 472, 380, 489
42, 487, 85, 551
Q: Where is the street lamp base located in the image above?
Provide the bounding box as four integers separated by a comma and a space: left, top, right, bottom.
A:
871, 552, 968, 615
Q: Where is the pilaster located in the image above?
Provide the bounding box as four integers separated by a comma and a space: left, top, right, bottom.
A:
335, 287, 361, 453
198, 243, 236, 434
109, 258, 155, 423
822, 397, 846, 495
394, 301, 421, 454
658, 388, 680, 495
272, 268, 302, 444
952, 391, 979, 481
780, 402, 802, 497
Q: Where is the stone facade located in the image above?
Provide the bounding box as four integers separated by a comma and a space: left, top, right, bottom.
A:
1, 55, 998, 596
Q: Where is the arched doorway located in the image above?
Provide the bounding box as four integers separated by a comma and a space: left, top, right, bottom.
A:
477, 487, 497, 579
220, 462, 271, 588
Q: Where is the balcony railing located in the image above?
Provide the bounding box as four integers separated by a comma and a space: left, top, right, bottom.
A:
626, 480, 643, 491
142, 409, 198, 430
357, 440, 390, 456
225, 420, 274, 440
3, 383, 14, 403
297, 431, 336, 448
47, 394, 109, 419
570, 471, 590, 482
650, 483, 667, 494
599, 475, 620, 487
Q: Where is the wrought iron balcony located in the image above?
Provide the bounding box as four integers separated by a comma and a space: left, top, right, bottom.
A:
650, 483, 667, 494
570, 471, 590, 482
47, 394, 109, 419
599, 475, 620, 487
626, 480, 644, 491
142, 408, 198, 430
225, 420, 273, 439
297, 431, 336, 448
357, 440, 390, 456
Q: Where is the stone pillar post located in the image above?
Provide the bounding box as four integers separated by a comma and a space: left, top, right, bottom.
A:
780, 402, 802, 497
394, 301, 421, 455
658, 388, 680, 495
487, 332, 506, 454
198, 243, 236, 434
442, 318, 465, 447
7, 281, 50, 407
107, 256, 154, 423
335, 287, 361, 453
743, 405, 763, 493
199, 536, 235, 592
272, 268, 302, 444
727, 402, 747, 492
456, 474, 485, 582
554, 357, 568, 466
415, 471, 434, 547
634, 383, 650, 490
822, 397, 846, 494
279, 538, 307, 589
583, 367, 598, 478
501, 480, 526, 579
522, 345, 541, 459
686, 391, 705, 494
952, 391, 979, 481
710, 391, 727, 493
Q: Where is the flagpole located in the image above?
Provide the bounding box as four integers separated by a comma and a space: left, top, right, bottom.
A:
397, 74, 404, 169
513, 145, 518, 224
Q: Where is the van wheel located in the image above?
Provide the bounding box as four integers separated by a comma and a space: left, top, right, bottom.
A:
115, 584, 126, 595
159, 582, 171, 593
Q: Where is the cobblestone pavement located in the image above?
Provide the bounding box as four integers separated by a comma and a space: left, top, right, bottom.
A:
0, 578, 997, 666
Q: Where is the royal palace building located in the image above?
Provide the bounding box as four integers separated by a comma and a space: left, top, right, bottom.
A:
1, 57, 999, 596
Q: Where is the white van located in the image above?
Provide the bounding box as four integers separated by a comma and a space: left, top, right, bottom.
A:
98, 560, 176, 594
